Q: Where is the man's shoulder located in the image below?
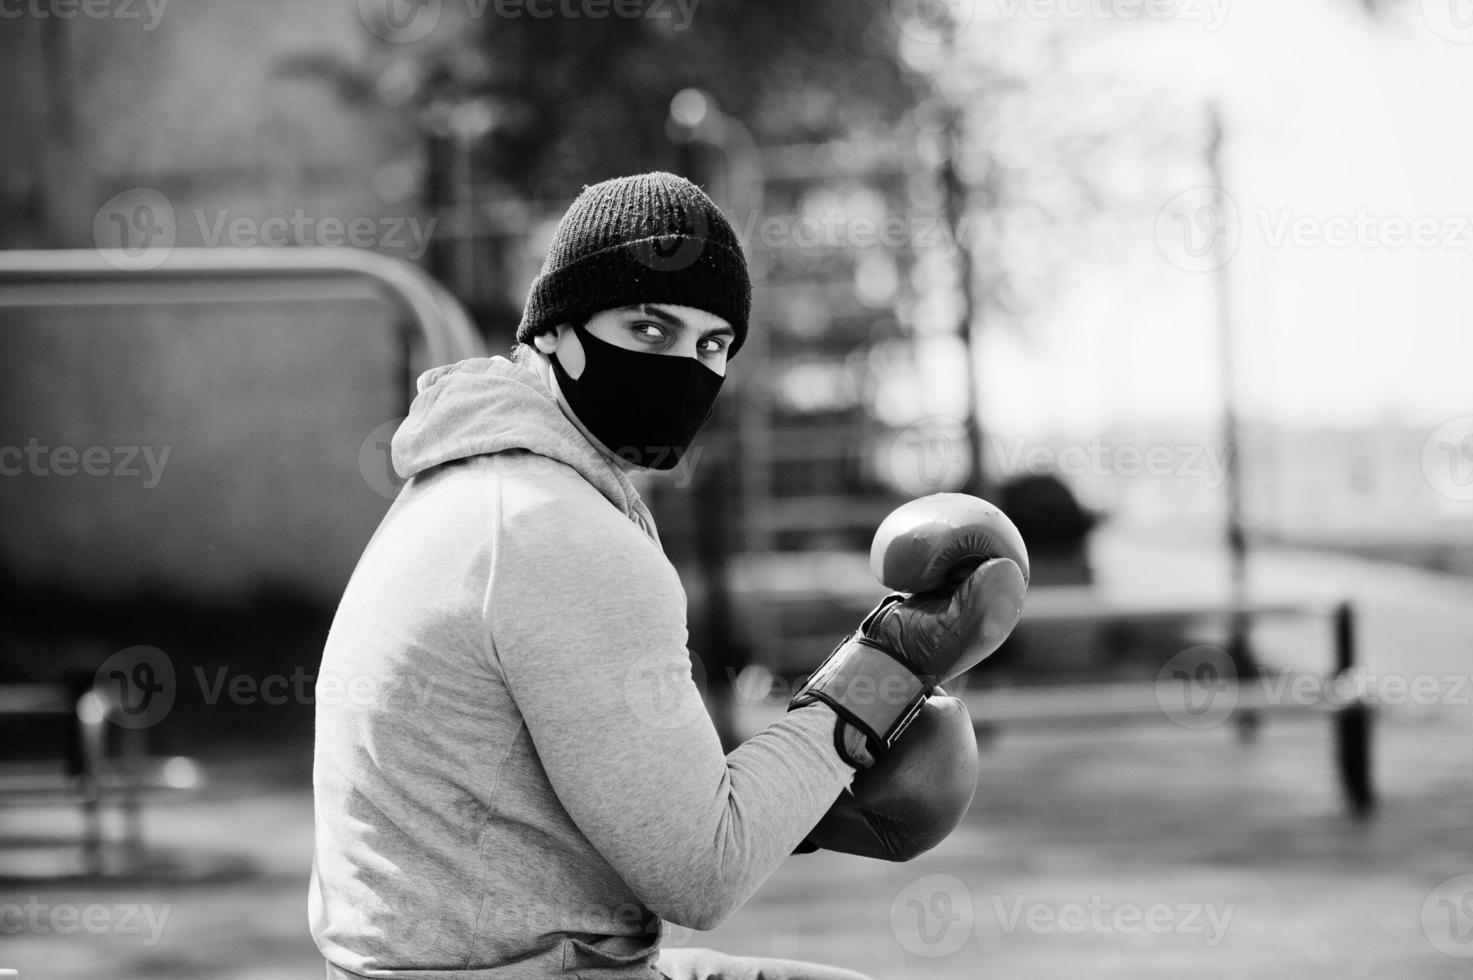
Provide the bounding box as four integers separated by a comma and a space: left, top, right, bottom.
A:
494, 452, 616, 516
490, 453, 658, 556
483, 455, 682, 617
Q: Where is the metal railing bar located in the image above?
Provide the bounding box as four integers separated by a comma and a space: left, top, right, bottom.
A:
0, 247, 487, 367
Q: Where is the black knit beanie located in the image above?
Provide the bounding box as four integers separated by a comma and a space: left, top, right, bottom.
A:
516, 172, 752, 356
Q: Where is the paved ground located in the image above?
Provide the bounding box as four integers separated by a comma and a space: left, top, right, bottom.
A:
2, 532, 1470, 979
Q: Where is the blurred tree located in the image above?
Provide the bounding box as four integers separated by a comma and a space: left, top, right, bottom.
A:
281, 1, 924, 204
466, 1, 923, 200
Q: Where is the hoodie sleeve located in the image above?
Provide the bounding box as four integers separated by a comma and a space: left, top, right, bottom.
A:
486, 485, 856, 931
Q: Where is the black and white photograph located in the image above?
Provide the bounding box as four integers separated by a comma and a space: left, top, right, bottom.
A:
1, 0, 1471, 977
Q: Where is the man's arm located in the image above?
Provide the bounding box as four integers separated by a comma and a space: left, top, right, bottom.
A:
487, 495, 855, 931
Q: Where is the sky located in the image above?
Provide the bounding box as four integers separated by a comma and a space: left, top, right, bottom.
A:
949, 0, 1473, 436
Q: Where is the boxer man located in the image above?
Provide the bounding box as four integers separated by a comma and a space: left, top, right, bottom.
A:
309, 173, 1027, 979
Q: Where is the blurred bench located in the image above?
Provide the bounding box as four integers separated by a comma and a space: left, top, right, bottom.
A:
735, 577, 1374, 819
0, 246, 488, 877
958, 590, 1373, 818
0, 682, 204, 876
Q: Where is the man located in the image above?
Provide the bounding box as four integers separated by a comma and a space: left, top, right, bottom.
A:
310, 173, 1023, 979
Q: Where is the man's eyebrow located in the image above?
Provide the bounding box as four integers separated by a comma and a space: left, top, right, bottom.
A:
631, 304, 682, 327
631, 304, 734, 336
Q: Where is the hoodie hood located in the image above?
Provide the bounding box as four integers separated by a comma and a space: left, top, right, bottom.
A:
391, 357, 657, 538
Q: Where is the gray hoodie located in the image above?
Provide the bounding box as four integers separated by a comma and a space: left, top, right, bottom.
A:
309, 356, 856, 978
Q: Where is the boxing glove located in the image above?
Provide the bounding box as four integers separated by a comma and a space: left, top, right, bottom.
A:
799, 695, 979, 861
871, 493, 1031, 594
790, 493, 1028, 768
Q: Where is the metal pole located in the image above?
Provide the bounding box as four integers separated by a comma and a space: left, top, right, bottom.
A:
1208, 105, 1251, 673
0, 247, 486, 370
1332, 601, 1374, 817
938, 31, 988, 501
670, 94, 744, 750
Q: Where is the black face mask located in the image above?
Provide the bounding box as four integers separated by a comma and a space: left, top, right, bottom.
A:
548, 323, 724, 471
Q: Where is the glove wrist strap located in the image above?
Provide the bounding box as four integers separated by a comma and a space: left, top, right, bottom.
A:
789, 634, 930, 767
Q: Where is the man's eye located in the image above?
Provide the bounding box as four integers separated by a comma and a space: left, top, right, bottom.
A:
699, 337, 729, 354
631, 321, 667, 342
